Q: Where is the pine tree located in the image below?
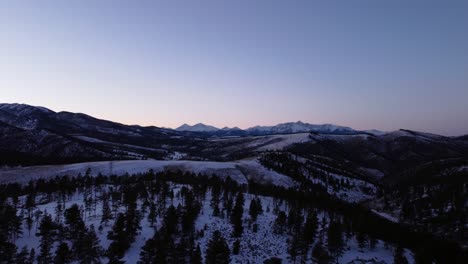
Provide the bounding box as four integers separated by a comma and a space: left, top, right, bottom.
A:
312, 240, 330, 264
303, 210, 318, 245
205, 230, 230, 264
232, 239, 240, 255
16, 246, 30, 264
37, 214, 57, 264
101, 197, 112, 225
273, 211, 287, 234
54, 243, 72, 264
230, 193, 244, 237
192, 244, 202, 264
147, 201, 157, 227
79, 225, 103, 264
249, 197, 263, 222
54, 199, 64, 224
64, 204, 86, 239
107, 213, 130, 260
138, 237, 156, 264
288, 232, 303, 263
327, 220, 344, 263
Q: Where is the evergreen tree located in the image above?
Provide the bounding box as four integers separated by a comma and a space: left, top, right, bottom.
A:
303, 210, 318, 245
64, 204, 86, 239
205, 230, 230, 264
249, 197, 263, 222
107, 213, 130, 260
138, 237, 156, 264
147, 201, 157, 227
16, 246, 31, 264
101, 197, 112, 225
273, 211, 287, 234
192, 244, 202, 264
312, 240, 331, 264
37, 214, 57, 264
232, 239, 240, 255
54, 243, 72, 264
327, 220, 345, 263
230, 193, 244, 237
288, 232, 304, 263
79, 225, 102, 264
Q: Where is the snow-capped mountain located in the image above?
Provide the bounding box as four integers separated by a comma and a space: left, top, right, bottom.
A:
221, 126, 242, 131
176, 123, 220, 132
175, 121, 357, 135
246, 121, 356, 135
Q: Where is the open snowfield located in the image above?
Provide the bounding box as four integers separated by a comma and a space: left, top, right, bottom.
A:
0, 159, 297, 188
250, 133, 312, 151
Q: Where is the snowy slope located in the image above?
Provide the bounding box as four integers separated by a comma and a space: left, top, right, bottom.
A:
12, 183, 414, 264
0, 159, 297, 188
246, 121, 356, 134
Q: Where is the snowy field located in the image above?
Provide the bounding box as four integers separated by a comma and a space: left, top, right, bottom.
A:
0, 159, 297, 188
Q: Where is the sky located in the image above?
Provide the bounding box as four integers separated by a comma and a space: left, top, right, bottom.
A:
0, 1, 467, 136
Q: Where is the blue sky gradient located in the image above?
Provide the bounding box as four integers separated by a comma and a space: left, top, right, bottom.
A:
1, 1, 467, 135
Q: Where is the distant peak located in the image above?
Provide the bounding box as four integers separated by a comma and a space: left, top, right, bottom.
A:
176, 123, 219, 132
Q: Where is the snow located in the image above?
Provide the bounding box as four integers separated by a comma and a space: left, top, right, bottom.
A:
312, 133, 372, 143
340, 238, 414, 264
11, 183, 412, 264
0, 159, 297, 188
73, 135, 107, 143
289, 155, 377, 203
255, 133, 311, 151
371, 209, 399, 223
246, 121, 355, 134
364, 129, 386, 136
176, 123, 220, 132
360, 167, 385, 178
73, 135, 166, 153
168, 151, 186, 160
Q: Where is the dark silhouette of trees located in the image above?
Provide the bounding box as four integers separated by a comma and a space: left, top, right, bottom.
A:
54, 243, 72, 264
231, 193, 244, 237
37, 214, 57, 264
327, 220, 345, 263
205, 230, 230, 264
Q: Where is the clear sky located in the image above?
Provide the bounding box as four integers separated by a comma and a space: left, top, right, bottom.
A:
1, 1, 467, 135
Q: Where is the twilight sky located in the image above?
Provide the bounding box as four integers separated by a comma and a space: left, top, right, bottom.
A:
1, 1, 467, 136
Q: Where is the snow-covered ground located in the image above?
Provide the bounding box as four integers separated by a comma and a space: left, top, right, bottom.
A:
371, 210, 399, 223
0, 159, 297, 188
252, 133, 312, 151
12, 183, 413, 264
210, 133, 311, 152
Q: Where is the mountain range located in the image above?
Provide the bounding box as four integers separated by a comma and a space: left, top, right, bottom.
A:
1, 103, 467, 174
176, 120, 362, 135
1, 103, 468, 258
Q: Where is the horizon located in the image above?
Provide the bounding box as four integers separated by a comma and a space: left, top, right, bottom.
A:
1, 1, 468, 136
2, 102, 467, 136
